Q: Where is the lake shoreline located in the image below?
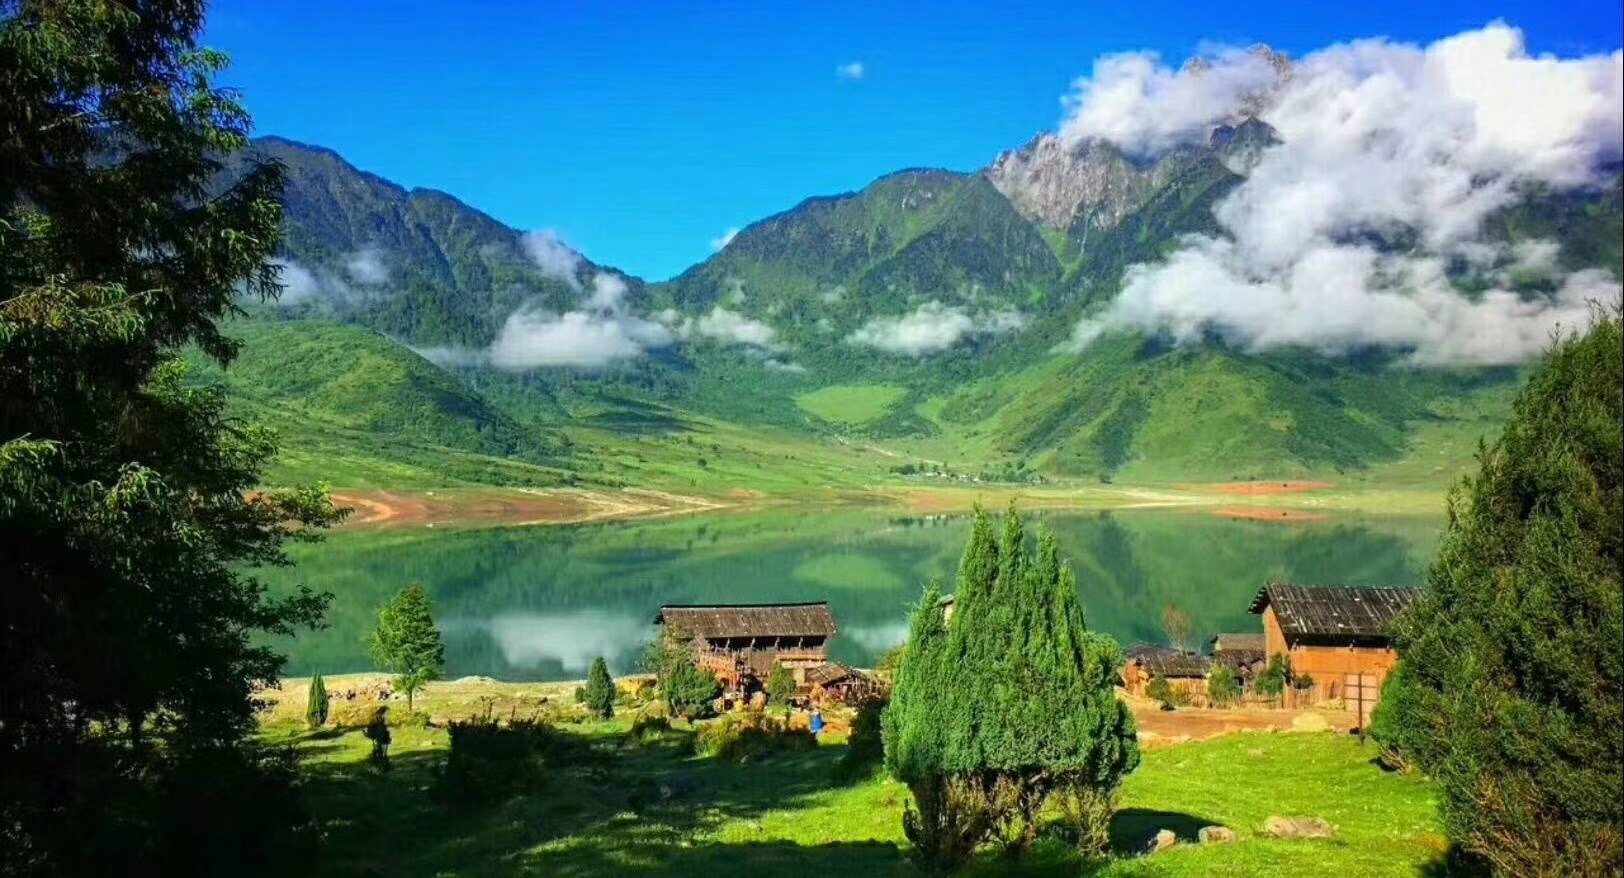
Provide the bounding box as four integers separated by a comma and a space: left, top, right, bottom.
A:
321, 479, 1450, 531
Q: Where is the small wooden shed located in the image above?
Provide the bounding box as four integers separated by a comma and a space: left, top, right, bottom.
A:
1207, 633, 1267, 683
1120, 643, 1211, 700
1248, 583, 1421, 711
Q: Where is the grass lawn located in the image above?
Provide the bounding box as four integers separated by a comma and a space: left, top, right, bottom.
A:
266, 716, 1441, 877
795, 384, 909, 428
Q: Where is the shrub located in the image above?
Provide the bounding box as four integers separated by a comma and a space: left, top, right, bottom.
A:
1292, 673, 1315, 692
1207, 664, 1240, 708
694, 712, 816, 762
305, 674, 330, 728
834, 696, 887, 781
1255, 654, 1289, 697
1145, 675, 1174, 708
765, 663, 797, 708
438, 714, 545, 804
584, 657, 615, 719
1368, 663, 1427, 773
648, 643, 720, 721
1391, 316, 1622, 875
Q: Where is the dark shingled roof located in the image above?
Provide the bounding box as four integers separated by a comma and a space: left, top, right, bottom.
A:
805, 662, 867, 687
1123, 643, 1211, 678
654, 602, 837, 639
1249, 583, 1422, 645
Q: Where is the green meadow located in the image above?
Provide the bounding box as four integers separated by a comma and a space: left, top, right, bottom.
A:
263, 715, 1440, 877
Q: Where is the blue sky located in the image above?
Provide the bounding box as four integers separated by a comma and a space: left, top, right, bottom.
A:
205, 1, 1621, 280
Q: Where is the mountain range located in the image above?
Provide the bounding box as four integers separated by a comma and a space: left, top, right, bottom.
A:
213, 107, 1622, 491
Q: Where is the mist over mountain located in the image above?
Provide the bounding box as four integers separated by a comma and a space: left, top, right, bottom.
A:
228, 24, 1622, 481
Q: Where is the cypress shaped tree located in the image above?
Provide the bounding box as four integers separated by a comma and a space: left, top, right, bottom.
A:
1391, 315, 1621, 875
305, 674, 330, 729
583, 656, 615, 719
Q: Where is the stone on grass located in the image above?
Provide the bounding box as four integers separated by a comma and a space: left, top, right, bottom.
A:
1145, 828, 1177, 853
658, 771, 694, 800
1264, 815, 1334, 838
1198, 825, 1237, 844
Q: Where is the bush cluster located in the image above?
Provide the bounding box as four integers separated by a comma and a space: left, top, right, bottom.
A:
694, 711, 816, 762
436, 717, 596, 806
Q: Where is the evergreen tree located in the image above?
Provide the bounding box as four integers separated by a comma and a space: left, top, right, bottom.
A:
1206, 664, 1240, 708
1, 2, 340, 871
583, 656, 615, 719
886, 509, 1140, 864
766, 663, 797, 709
305, 674, 330, 729
649, 640, 720, 721
1391, 315, 1621, 875
368, 583, 445, 713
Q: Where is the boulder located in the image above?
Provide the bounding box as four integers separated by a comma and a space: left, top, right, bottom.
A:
1198, 825, 1237, 844
1145, 828, 1177, 854
1264, 815, 1334, 838
657, 771, 695, 801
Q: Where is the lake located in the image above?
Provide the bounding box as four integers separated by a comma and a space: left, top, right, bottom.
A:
267, 507, 1444, 681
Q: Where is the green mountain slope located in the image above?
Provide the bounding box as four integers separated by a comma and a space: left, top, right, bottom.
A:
187, 319, 575, 486
223, 132, 1621, 488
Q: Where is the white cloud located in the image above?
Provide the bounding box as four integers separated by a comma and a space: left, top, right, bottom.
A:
520, 229, 584, 291
1060, 46, 1285, 156
658, 306, 783, 351
489, 308, 672, 370
709, 227, 740, 251
271, 258, 325, 305
485, 270, 673, 370
1060, 24, 1624, 366
343, 247, 390, 285
848, 301, 1028, 356
836, 61, 865, 80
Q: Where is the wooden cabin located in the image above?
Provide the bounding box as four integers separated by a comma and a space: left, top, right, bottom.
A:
1207, 633, 1267, 684
1120, 643, 1211, 702
653, 602, 837, 694
1248, 583, 1421, 713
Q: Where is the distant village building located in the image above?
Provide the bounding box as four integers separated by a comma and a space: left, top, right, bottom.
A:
1248, 583, 1422, 710
653, 602, 838, 694
1120, 643, 1211, 700
1208, 632, 1267, 683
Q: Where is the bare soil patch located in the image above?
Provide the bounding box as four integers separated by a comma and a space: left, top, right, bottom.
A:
330, 486, 727, 529
1179, 480, 1336, 496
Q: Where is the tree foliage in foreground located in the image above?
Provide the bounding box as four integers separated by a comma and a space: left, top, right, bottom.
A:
1388, 314, 1622, 876
369, 583, 446, 713
884, 507, 1138, 872
0, 1, 342, 872
584, 656, 615, 719
766, 662, 797, 708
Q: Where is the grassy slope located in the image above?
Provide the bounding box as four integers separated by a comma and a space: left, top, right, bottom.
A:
796, 384, 910, 428
265, 715, 1440, 877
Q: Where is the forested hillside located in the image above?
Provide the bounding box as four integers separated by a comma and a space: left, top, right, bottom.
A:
219, 125, 1622, 485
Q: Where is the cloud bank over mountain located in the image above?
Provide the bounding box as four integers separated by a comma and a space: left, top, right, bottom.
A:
849, 301, 1027, 356
1063, 24, 1623, 365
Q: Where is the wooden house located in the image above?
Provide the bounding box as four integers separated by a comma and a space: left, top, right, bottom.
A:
1248, 583, 1421, 711
1207, 633, 1267, 683
653, 602, 837, 693
1120, 643, 1211, 701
